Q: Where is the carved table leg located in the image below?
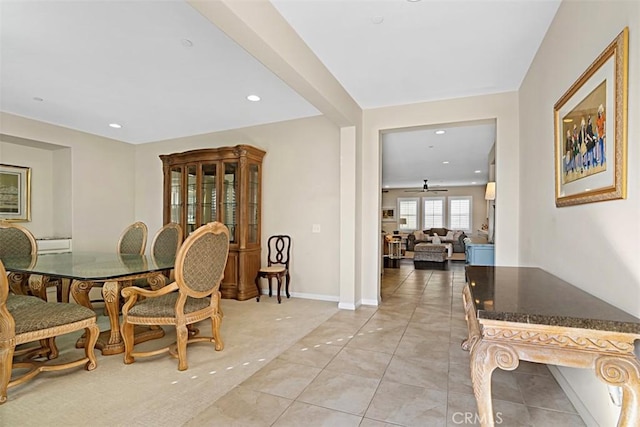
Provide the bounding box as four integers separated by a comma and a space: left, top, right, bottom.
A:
27, 274, 49, 301
71, 280, 95, 310
102, 280, 123, 353
470, 340, 519, 427
596, 356, 640, 427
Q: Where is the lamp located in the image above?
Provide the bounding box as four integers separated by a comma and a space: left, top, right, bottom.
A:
485, 182, 496, 201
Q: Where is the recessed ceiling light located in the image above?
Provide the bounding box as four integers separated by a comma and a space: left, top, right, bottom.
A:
247, 94, 261, 102
109, 123, 122, 129
474, 170, 481, 173
181, 39, 193, 48
472, 181, 477, 184
371, 16, 384, 24
428, 145, 434, 149
407, 0, 422, 2
33, 97, 43, 102
442, 161, 449, 164
435, 130, 446, 135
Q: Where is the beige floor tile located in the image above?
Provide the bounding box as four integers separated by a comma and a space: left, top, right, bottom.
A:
241, 359, 321, 399
515, 372, 579, 413
394, 333, 451, 358
272, 401, 362, 427
528, 407, 587, 426
346, 325, 406, 354
365, 380, 447, 426
324, 346, 392, 379
297, 370, 380, 415
277, 338, 342, 369
383, 354, 449, 391
185, 385, 292, 426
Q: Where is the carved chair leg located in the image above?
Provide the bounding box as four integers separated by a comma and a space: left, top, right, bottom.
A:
176, 324, 189, 371
285, 272, 291, 298
210, 314, 224, 351
0, 344, 15, 404
83, 324, 99, 371
255, 274, 261, 302
121, 321, 135, 365
268, 277, 273, 297
276, 276, 282, 304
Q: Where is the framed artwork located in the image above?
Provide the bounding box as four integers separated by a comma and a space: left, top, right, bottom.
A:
381, 207, 395, 222
554, 27, 628, 207
0, 164, 31, 221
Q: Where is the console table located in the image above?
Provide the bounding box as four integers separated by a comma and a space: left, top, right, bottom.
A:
463, 266, 640, 427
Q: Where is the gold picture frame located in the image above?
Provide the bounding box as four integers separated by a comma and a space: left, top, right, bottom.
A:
381, 207, 395, 222
554, 27, 628, 207
0, 164, 32, 221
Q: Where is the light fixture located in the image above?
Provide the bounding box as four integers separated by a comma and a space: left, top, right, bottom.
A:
247, 94, 261, 102
471, 181, 477, 185
109, 123, 122, 129
33, 97, 43, 102
371, 16, 384, 24
474, 170, 482, 174
485, 182, 496, 201
435, 130, 446, 135
442, 161, 449, 164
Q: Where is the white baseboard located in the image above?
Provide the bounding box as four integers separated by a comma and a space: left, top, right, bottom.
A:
548, 365, 597, 427
360, 298, 379, 306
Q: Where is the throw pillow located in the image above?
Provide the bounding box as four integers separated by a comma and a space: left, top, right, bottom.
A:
445, 231, 454, 240
414, 230, 425, 241
453, 230, 463, 241
432, 235, 441, 244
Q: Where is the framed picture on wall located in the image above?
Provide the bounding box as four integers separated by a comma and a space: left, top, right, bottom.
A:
553, 27, 628, 207
381, 207, 395, 222
0, 164, 31, 221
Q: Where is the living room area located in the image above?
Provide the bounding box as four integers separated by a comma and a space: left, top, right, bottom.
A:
380, 120, 495, 269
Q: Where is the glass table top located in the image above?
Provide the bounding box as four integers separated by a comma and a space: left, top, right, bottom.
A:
1, 251, 175, 281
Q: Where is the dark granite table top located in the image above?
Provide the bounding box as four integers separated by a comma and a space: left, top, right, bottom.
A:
465, 266, 640, 334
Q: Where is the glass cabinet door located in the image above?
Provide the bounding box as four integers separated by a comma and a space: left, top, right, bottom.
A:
201, 163, 217, 225
186, 165, 197, 235
170, 166, 183, 225
222, 162, 238, 243
248, 163, 259, 244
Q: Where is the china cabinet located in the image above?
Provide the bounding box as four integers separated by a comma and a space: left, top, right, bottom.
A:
160, 145, 265, 300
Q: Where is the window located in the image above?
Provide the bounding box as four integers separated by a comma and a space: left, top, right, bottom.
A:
397, 198, 418, 231
423, 197, 445, 229
449, 196, 472, 232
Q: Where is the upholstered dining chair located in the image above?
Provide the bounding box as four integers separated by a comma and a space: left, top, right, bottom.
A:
85, 221, 148, 311
118, 221, 148, 255
0, 221, 61, 301
120, 221, 229, 371
255, 235, 291, 303
0, 260, 99, 404
148, 222, 183, 288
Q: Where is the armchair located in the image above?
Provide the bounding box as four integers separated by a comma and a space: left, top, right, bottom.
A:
120, 222, 229, 371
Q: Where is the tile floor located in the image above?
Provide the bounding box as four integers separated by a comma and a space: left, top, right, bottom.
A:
3, 259, 586, 426
192, 259, 586, 426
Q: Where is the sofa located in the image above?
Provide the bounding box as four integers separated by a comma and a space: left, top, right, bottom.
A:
406, 227, 467, 253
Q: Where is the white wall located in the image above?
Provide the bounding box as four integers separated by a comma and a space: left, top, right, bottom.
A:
134, 115, 342, 300
0, 113, 137, 251
361, 92, 520, 304
519, 1, 640, 425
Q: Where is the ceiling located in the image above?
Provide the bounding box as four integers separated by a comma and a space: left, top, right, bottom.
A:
0, 0, 561, 185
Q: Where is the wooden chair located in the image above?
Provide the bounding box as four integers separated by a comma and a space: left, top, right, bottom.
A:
255, 235, 291, 303
0, 260, 99, 404
86, 221, 148, 311
147, 222, 183, 289
118, 221, 148, 255
120, 221, 229, 371
0, 222, 62, 301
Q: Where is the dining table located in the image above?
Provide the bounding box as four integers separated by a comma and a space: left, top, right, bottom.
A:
2, 251, 175, 355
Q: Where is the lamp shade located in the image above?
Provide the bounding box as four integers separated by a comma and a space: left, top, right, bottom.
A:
485, 182, 496, 201
399, 218, 407, 225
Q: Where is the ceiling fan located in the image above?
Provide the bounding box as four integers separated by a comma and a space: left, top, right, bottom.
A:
404, 179, 448, 193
